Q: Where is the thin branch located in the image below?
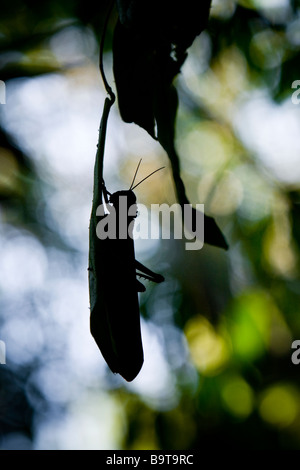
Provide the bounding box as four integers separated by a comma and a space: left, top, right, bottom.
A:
92, 0, 116, 205
99, 0, 116, 103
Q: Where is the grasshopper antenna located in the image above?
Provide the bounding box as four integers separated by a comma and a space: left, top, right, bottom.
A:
129, 158, 143, 190
131, 166, 165, 191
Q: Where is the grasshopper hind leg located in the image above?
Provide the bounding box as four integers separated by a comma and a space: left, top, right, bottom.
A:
135, 260, 164, 285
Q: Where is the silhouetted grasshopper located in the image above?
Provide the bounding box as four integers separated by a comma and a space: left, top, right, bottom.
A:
88, 5, 164, 381
89, 161, 164, 381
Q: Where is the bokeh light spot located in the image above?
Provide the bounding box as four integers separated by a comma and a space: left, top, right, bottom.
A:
185, 316, 230, 376
259, 384, 299, 428
221, 375, 254, 419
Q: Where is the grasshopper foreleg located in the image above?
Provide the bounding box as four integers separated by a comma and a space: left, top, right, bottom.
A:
135, 260, 164, 285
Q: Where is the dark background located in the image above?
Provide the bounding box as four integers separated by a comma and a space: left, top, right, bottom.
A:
0, 0, 300, 450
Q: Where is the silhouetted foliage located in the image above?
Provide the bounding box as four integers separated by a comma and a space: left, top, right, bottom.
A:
1, 0, 300, 451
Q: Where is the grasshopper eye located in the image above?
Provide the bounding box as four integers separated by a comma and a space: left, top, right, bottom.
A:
129, 203, 138, 218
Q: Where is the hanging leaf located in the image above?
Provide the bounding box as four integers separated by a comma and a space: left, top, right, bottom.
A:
113, 0, 228, 249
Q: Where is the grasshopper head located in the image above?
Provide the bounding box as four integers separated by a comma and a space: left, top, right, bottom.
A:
109, 190, 138, 219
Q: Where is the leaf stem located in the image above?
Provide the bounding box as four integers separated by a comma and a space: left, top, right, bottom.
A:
99, 0, 116, 103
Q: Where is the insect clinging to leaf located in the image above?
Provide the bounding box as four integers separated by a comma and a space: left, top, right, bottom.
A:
88, 2, 166, 381
89, 160, 165, 381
